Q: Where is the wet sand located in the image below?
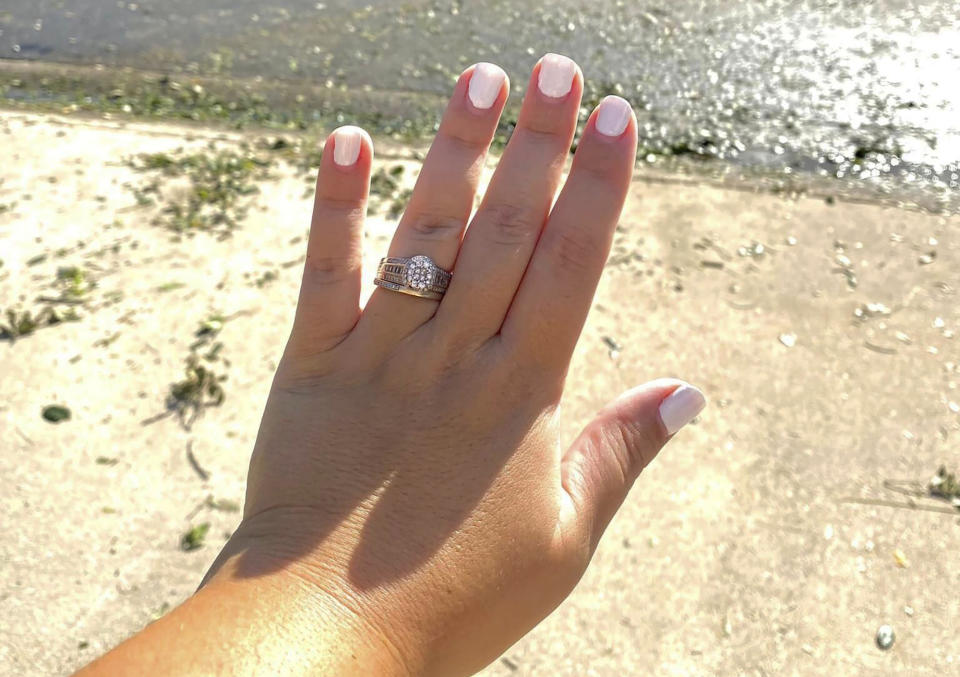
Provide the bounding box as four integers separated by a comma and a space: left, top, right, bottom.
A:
1, 110, 958, 675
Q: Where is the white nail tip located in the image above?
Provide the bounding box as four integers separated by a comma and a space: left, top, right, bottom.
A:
468, 63, 506, 110
595, 96, 633, 137
659, 384, 706, 435
332, 126, 364, 166
537, 53, 576, 98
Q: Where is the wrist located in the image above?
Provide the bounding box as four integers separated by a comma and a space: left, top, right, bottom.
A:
79, 547, 413, 677
202, 515, 417, 677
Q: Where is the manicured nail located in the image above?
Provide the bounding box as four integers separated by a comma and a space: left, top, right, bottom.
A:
537, 53, 576, 98
659, 384, 706, 435
468, 62, 507, 110
332, 126, 364, 166
595, 95, 633, 137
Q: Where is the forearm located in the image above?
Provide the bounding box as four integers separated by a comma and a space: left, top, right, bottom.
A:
76, 550, 410, 677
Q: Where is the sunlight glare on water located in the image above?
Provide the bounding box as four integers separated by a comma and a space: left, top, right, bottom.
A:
1, 0, 958, 209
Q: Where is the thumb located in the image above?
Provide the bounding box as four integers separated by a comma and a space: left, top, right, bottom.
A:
561, 379, 706, 552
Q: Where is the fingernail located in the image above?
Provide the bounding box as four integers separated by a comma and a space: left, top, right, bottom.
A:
468, 62, 507, 110
595, 95, 633, 137
659, 384, 706, 435
537, 53, 576, 99
332, 126, 364, 166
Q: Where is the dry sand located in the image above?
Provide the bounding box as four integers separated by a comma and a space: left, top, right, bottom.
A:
1, 110, 958, 676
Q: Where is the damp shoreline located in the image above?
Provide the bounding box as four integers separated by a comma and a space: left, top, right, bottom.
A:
2, 57, 956, 215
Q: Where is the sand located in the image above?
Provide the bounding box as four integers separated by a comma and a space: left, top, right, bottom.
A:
1, 110, 958, 676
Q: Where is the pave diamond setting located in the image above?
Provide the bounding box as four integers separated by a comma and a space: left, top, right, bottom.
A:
404, 255, 434, 291
374, 255, 450, 300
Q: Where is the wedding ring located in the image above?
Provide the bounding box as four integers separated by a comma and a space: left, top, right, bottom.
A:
374, 255, 451, 300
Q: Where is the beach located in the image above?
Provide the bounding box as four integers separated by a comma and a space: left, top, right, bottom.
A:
1, 108, 958, 674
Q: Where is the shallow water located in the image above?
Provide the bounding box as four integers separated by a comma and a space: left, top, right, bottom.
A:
2, 0, 959, 208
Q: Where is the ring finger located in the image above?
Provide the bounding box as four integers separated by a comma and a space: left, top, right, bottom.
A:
355, 62, 509, 347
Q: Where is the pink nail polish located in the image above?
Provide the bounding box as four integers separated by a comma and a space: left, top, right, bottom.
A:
332, 126, 365, 166
468, 63, 507, 110
537, 53, 576, 98
659, 384, 706, 435
595, 96, 633, 137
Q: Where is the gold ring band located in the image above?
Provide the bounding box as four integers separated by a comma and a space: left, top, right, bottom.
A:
373, 255, 451, 300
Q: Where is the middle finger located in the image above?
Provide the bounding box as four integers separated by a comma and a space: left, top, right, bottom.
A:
434, 53, 583, 344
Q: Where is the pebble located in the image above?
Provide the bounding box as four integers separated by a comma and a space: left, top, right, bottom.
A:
876, 625, 895, 650
779, 333, 797, 348
854, 302, 891, 319
738, 242, 765, 258
42, 405, 71, 423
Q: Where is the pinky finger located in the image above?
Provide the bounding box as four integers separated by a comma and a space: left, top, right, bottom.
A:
288, 126, 372, 356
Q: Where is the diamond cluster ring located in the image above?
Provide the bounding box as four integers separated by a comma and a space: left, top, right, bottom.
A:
374, 255, 452, 300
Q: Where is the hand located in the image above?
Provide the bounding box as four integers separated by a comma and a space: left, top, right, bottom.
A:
81, 54, 705, 677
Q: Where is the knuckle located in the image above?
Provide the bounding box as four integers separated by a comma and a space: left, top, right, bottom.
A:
303, 253, 358, 286
603, 415, 659, 478
405, 211, 464, 242
435, 333, 481, 371
492, 337, 561, 397
272, 350, 345, 390
576, 159, 620, 184
385, 326, 462, 383
315, 195, 365, 219
518, 123, 565, 148
623, 418, 661, 472
542, 228, 602, 274
482, 202, 543, 246
441, 127, 489, 154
